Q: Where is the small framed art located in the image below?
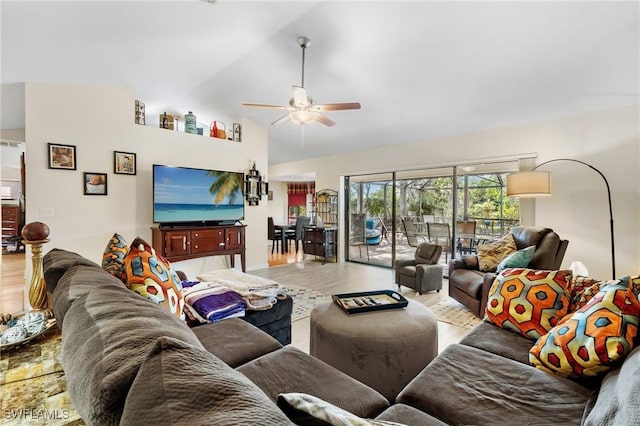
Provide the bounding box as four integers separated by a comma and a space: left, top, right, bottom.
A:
114, 151, 136, 175
48, 143, 76, 170
84, 172, 108, 195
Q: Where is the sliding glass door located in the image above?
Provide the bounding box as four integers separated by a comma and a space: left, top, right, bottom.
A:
345, 173, 395, 267
344, 160, 520, 271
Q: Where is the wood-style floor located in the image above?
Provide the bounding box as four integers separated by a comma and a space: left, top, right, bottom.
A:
0, 247, 470, 354
0, 251, 26, 314
261, 246, 469, 353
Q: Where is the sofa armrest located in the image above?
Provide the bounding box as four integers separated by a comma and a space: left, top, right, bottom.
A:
479, 272, 498, 316
448, 255, 479, 273
395, 259, 418, 268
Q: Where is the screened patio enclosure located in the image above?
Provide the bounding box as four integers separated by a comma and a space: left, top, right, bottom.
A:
345, 161, 521, 270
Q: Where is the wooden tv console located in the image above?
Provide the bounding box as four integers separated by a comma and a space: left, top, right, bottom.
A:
152, 224, 246, 271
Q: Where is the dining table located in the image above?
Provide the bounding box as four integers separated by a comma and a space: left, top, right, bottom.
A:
274, 224, 292, 254
455, 233, 490, 254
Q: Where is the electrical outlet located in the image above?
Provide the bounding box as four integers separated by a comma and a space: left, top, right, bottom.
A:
40, 207, 54, 218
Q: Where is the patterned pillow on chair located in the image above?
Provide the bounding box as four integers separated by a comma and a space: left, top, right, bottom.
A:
476, 233, 517, 272
102, 233, 130, 283
485, 268, 572, 340
123, 237, 185, 320
529, 277, 640, 379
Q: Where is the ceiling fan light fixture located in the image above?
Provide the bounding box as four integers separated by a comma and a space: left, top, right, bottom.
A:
290, 109, 315, 125
242, 36, 361, 127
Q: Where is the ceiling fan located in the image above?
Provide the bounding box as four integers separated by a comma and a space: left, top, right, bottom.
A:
242, 36, 361, 127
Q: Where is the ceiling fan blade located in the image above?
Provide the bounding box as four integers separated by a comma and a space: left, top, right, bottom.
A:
314, 102, 362, 111
292, 86, 309, 107
242, 102, 288, 110
313, 113, 336, 127
271, 114, 291, 126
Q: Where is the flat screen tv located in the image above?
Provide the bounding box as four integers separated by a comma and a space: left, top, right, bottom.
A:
153, 164, 244, 226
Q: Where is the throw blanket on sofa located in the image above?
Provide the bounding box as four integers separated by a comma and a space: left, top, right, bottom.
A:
183, 282, 246, 323
197, 269, 286, 311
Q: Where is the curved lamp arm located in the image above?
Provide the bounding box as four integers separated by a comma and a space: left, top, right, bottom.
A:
530, 158, 615, 279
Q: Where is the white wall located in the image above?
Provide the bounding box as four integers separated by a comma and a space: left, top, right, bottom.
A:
267, 181, 288, 225
23, 82, 269, 279
270, 106, 640, 280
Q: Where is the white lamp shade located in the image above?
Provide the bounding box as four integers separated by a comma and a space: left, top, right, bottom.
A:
506, 171, 552, 197
290, 109, 315, 124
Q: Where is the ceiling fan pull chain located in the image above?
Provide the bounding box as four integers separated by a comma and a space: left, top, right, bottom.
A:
301, 46, 305, 87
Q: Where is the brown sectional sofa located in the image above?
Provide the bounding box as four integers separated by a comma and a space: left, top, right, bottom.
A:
44, 248, 639, 425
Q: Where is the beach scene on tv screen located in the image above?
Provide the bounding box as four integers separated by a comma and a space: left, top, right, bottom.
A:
154, 166, 244, 223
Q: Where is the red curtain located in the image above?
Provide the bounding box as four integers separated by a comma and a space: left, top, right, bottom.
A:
287, 182, 315, 195
288, 194, 306, 206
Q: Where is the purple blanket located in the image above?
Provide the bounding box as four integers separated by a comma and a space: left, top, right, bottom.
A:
183, 282, 246, 323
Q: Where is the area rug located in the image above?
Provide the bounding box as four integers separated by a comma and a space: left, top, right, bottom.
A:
427, 299, 483, 329
284, 286, 332, 322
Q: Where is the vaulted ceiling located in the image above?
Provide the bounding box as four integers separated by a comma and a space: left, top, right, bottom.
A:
1, 1, 638, 165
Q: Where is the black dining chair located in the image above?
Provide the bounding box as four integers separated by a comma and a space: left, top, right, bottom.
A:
286, 216, 311, 252
267, 217, 282, 254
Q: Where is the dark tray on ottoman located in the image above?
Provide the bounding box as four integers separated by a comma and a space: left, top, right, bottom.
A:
332, 290, 408, 314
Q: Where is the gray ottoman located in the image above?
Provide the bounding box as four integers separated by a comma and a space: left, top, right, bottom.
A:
310, 299, 438, 401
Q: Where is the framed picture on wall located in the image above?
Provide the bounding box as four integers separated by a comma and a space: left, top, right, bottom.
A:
84, 172, 108, 195
114, 151, 136, 175
48, 143, 76, 170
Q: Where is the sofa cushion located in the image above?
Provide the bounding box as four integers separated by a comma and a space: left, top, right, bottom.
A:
476, 233, 517, 272
396, 344, 593, 426
44, 249, 125, 328
529, 277, 640, 379
582, 346, 640, 425
238, 346, 390, 419
123, 237, 185, 320
459, 320, 535, 365
496, 245, 536, 272
44, 248, 104, 294
192, 318, 282, 368
485, 268, 572, 340
59, 283, 202, 425
102, 232, 130, 282
375, 404, 447, 426
120, 335, 293, 425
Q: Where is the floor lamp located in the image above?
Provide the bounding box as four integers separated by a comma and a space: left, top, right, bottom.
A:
506, 158, 615, 280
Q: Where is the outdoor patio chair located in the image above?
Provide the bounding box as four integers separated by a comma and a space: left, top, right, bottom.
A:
427, 222, 452, 262
401, 218, 428, 248
349, 213, 369, 260
456, 220, 477, 255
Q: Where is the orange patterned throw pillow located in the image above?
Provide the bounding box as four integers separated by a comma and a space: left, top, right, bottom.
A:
567, 275, 604, 313
485, 268, 572, 340
102, 233, 130, 283
123, 237, 185, 320
529, 277, 640, 378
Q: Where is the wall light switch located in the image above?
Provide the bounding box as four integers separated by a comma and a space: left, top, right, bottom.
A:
40, 207, 54, 218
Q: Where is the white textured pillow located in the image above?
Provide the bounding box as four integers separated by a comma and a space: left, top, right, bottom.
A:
476, 233, 517, 272
277, 392, 406, 426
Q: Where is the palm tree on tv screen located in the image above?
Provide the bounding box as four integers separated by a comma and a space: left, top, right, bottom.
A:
207, 171, 243, 205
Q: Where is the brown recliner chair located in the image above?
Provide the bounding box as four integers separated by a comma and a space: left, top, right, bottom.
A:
395, 243, 443, 294
448, 226, 569, 317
